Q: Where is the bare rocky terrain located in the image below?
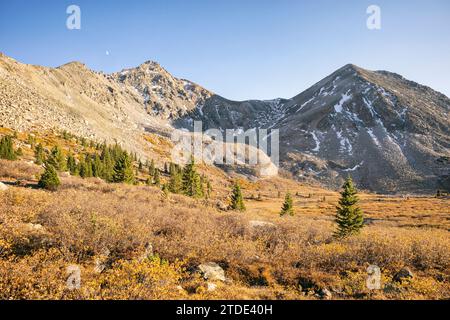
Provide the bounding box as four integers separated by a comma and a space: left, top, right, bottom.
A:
1, 53, 449, 193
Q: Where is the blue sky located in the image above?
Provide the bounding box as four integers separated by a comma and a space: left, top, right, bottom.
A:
0, 0, 449, 100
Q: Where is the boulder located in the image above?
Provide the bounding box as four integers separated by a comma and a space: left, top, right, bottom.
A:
249, 220, 275, 228
0, 182, 8, 191
318, 288, 332, 300
216, 201, 228, 211
393, 267, 414, 283
198, 262, 226, 282
24, 223, 44, 232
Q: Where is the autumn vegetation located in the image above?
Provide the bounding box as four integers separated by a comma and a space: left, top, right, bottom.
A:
0, 128, 449, 300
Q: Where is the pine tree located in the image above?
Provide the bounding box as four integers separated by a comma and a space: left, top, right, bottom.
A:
101, 146, 114, 181
112, 153, 134, 184
38, 164, 60, 191
0, 135, 16, 160
335, 177, 364, 238
168, 166, 183, 193
153, 169, 161, 186
182, 157, 203, 198
46, 146, 66, 171
66, 153, 77, 175
34, 143, 45, 165
280, 193, 294, 216
230, 182, 246, 211
79, 157, 93, 178
206, 180, 212, 199
92, 154, 103, 177
149, 159, 156, 177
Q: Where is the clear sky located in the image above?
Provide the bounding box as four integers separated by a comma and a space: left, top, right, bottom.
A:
0, 0, 449, 100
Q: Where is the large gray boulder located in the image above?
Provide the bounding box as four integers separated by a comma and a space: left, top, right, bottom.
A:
198, 262, 226, 282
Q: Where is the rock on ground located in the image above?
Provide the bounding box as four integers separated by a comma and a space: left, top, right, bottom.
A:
198, 262, 226, 282
393, 267, 414, 282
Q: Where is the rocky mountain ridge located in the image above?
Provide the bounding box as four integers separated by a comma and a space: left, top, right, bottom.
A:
1, 53, 448, 193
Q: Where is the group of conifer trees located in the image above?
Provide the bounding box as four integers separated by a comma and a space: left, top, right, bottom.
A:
229, 177, 364, 238
0, 135, 17, 160
35, 142, 135, 184
163, 157, 212, 199
2, 132, 365, 238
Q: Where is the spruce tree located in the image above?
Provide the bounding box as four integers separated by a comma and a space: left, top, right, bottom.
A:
92, 154, 103, 178
66, 153, 77, 175
153, 169, 161, 186
112, 153, 134, 184
206, 180, 212, 199
101, 146, 114, 181
182, 157, 203, 198
149, 159, 156, 177
168, 166, 183, 193
230, 182, 246, 211
280, 192, 294, 216
0, 135, 16, 160
34, 143, 45, 165
335, 177, 364, 238
46, 146, 66, 171
38, 164, 60, 191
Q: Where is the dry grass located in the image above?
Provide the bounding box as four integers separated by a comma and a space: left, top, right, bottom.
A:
0, 169, 448, 299
0, 130, 449, 300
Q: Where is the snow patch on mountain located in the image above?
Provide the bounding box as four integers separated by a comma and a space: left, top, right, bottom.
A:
334, 91, 352, 113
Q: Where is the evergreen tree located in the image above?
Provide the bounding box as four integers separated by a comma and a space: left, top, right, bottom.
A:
34, 143, 45, 165
182, 157, 203, 198
101, 146, 114, 181
0, 135, 16, 160
168, 166, 183, 193
280, 193, 294, 216
79, 158, 92, 178
46, 146, 66, 171
38, 164, 60, 191
112, 153, 134, 184
206, 180, 212, 199
230, 182, 246, 211
335, 177, 364, 238
153, 169, 161, 186
149, 159, 156, 177
66, 153, 77, 175
92, 154, 103, 178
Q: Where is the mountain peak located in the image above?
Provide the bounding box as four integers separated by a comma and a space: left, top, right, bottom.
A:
58, 61, 88, 70
336, 63, 366, 75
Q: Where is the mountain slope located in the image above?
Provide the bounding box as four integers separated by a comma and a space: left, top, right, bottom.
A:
177, 64, 450, 193
0, 53, 448, 193
0, 53, 170, 157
